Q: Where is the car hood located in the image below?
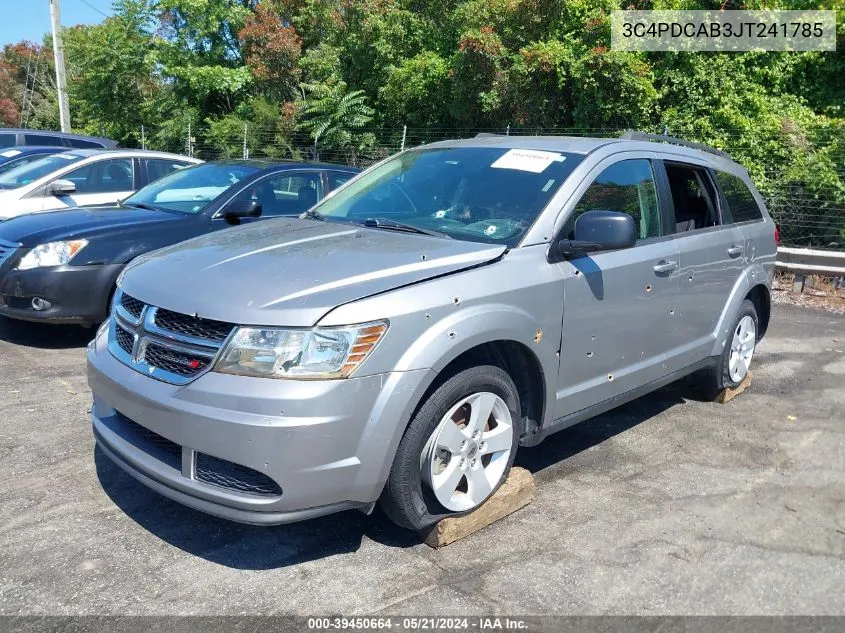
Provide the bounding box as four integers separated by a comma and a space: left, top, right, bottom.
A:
0, 205, 182, 246
121, 218, 506, 327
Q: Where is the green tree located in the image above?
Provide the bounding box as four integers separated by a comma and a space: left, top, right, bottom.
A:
296, 80, 375, 164
64, 0, 160, 144
379, 52, 450, 127
153, 0, 255, 113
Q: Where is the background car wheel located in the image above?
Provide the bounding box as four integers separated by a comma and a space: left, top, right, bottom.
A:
702, 299, 759, 398
380, 365, 520, 530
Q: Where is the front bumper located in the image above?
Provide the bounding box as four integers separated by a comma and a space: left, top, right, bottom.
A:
87, 326, 433, 525
0, 263, 122, 325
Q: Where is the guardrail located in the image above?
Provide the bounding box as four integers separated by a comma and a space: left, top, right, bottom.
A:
776, 247, 845, 293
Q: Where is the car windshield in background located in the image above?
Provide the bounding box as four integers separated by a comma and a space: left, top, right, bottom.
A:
123, 163, 262, 214
314, 147, 583, 246
0, 153, 84, 189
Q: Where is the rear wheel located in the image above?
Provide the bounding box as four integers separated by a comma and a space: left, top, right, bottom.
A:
380, 365, 520, 530
702, 299, 758, 398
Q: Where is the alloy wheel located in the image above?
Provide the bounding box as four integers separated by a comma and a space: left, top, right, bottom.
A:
729, 315, 756, 383
420, 392, 514, 512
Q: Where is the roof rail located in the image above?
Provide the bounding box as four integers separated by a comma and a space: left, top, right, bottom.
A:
619, 130, 731, 159
474, 132, 505, 138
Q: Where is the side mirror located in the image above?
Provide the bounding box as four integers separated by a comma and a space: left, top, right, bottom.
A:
551, 210, 636, 260
48, 179, 76, 196
222, 199, 262, 225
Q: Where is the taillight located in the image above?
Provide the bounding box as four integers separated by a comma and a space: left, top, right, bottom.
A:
774, 224, 780, 246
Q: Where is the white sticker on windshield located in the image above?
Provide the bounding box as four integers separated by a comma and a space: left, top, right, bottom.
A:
491, 149, 565, 173
0, 150, 21, 158
57, 154, 79, 160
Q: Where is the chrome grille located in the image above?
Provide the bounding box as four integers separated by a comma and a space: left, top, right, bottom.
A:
108, 290, 233, 385
120, 293, 144, 320
143, 342, 210, 377
154, 308, 234, 343
114, 324, 134, 355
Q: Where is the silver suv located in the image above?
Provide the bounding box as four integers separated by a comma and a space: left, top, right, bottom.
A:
87, 134, 776, 530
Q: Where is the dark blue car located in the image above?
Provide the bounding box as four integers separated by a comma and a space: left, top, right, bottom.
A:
0, 146, 67, 177
0, 159, 360, 326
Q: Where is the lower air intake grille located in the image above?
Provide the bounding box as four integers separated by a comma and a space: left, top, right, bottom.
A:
195, 453, 282, 497
117, 413, 182, 470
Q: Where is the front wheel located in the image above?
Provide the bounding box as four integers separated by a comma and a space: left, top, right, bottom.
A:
380, 365, 520, 530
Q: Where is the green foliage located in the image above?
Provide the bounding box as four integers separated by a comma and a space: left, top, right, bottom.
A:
205, 95, 300, 158
379, 52, 450, 127
572, 50, 658, 129
152, 0, 255, 111
297, 81, 375, 163
2, 0, 841, 245
63, 0, 159, 144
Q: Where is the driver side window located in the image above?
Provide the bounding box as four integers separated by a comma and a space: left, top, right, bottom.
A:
60, 158, 134, 194
563, 159, 661, 241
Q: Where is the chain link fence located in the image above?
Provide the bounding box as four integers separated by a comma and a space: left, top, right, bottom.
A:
128, 123, 845, 251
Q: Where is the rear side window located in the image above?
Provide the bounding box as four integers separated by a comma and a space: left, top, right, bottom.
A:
715, 171, 763, 223
67, 138, 105, 149
664, 162, 720, 233
230, 171, 322, 216
328, 171, 355, 190
0, 134, 15, 148
24, 133, 63, 146
564, 159, 661, 240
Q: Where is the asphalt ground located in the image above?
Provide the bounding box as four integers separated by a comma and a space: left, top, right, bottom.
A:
0, 303, 843, 615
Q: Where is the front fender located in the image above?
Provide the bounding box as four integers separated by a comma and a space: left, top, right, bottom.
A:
394, 303, 548, 373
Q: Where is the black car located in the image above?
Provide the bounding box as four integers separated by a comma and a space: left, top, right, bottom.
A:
0, 146, 67, 177
0, 128, 117, 149
0, 160, 359, 326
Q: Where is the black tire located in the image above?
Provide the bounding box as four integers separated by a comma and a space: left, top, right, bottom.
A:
701, 298, 759, 399
380, 365, 521, 531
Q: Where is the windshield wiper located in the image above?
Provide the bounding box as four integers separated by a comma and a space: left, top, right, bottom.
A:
301, 209, 325, 221
362, 217, 451, 239
123, 201, 158, 211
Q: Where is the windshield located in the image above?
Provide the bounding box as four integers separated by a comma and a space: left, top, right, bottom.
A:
314, 147, 583, 246
123, 162, 262, 214
0, 153, 83, 189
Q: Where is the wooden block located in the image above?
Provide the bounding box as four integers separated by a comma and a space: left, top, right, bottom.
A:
716, 372, 752, 403
423, 467, 534, 548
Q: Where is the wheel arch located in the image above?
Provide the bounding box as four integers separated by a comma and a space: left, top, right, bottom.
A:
710, 263, 771, 356
423, 340, 546, 443
746, 283, 771, 340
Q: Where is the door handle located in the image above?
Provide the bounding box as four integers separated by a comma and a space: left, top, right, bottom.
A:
727, 245, 744, 257
653, 260, 678, 274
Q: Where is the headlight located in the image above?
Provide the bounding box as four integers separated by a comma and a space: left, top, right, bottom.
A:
214, 321, 388, 379
17, 240, 89, 270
